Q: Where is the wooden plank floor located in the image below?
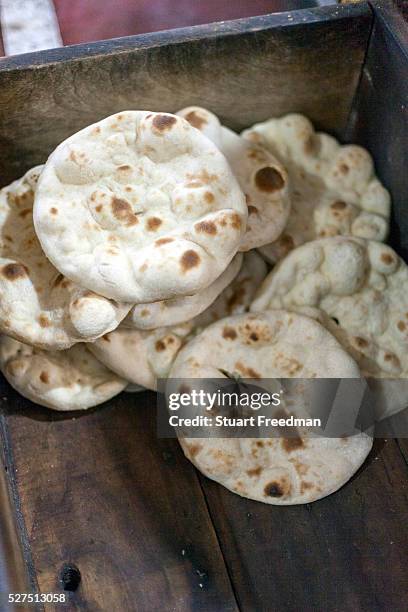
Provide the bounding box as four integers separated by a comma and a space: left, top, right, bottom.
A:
200, 440, 408, 611
1, 384, 238, 612
1, 377, 407, 612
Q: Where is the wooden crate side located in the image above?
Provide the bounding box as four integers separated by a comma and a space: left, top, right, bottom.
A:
0, 4, 372, 185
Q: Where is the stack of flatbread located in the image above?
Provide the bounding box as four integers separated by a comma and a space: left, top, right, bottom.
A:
0, 107, 404, 505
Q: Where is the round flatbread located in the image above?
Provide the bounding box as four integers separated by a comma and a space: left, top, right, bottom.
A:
179, 434, 371, 506
251, 237, 408, 419
193, 250, 268, 329
170, 310, 360, 379
34, 111, 247, 302
178, 107, 290, 251
177, 107, 222, 148
89, 251, 268, 389
124, 253, 243, 330
0, 167, 130, 350
242, 113, 390, 263
169, 310, 371, 504
89, 323, 194, 390
0, 335, 127, 411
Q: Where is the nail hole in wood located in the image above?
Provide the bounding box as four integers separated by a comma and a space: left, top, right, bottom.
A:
60, 563, 81, 592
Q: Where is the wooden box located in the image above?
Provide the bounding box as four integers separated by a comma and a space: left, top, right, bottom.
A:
0, 1, 407, 610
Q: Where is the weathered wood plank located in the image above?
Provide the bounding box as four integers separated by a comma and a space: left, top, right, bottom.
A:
0, 3, 372, 186
0, 413, 37, 612
2, 383, 238, 612
199, 439, 408, 612
346, 0, 408, 259
396, 438, 408, 466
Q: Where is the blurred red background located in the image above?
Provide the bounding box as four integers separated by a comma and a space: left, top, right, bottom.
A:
0, 0, 314, 57
53, 0, 312, 45
0, 1, 406, 56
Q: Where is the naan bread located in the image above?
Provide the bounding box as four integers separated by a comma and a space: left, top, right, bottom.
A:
89, 252, 268, 389
170, 310, 360, 379
0, 167, 130, 349
242, 114, 390, 263
251, 237, 408, 419
179, 434, 372, 505
34, 111, 247, 302
170, 310, 371, 504
89, 323, 194, 390
124, 254, 243, 330
194, 250, 268, 329
0, 335, 127, 411
266, 305, 408, 420
178, 107, 290, 251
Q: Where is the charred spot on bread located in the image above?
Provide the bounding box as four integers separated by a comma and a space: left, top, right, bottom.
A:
234, 361, 261, 379
155, 237, 174, 246
230, 213, 242, 230
152, 114, 177, 132
2, 263, 28, 281
247, 466, 262, 477
146, 217, 162, 231
195, 220, 217, 235
111, 197, 139, 226
180, 250, 200, 272
155, 340, 166, 352
264, 481, 285, 497
38, 315, 51, 328
282, 438, 304, 453
39, 371, 49, 384
300, 481, 314, 494
185, 111, 207, 130
186, 443, 203, 458
331, 200, 347, 211
255, 167, 285, 192
222, 326, 237, 340
354, 336, 368, 348
380, 252, 395, 265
